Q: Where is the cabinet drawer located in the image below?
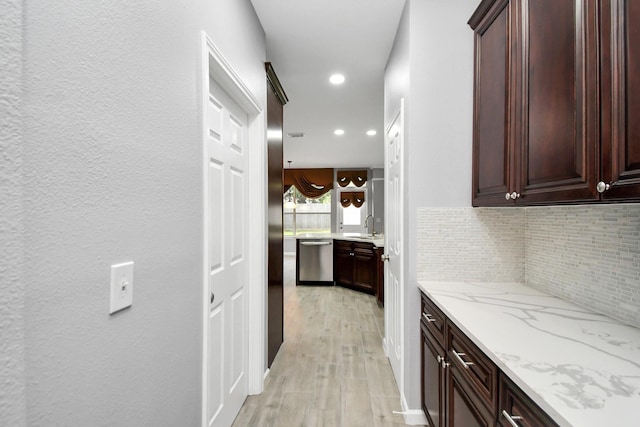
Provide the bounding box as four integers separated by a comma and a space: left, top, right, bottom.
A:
447, 323, 498, 414
421, 294, 446, 347
353, 242, 375, 256
334, 240, 353, 252
499, 374, 559, 427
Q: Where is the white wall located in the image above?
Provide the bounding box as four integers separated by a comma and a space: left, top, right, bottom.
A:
5, 1, 266, 425
0, 0, 27, 424
384, 0, 480, 413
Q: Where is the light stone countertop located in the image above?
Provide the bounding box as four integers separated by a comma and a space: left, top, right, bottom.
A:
416, 280, 640, 427
294, 233, 384, 247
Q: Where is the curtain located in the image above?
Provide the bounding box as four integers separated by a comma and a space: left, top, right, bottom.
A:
283, 168, 334, 198
337, 169, 368, 187
340, 191, 365, 208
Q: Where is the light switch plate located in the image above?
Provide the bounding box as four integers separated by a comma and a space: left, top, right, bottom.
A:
109, 261, 134, 314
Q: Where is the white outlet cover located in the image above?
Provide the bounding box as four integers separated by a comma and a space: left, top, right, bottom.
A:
109, 261, 134, 314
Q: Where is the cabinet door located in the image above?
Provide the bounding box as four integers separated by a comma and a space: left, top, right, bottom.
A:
422, 324, 446, 427
515, 0, 599, 204
447, 365, 495, 427
601, 0, 640, 200
470, 0, 514, 206
333, 241, 353, 286
352, 243, 376, 294
375, 246, 384, 305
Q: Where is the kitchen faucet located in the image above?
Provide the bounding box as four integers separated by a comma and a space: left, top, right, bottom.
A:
365, 214, 376, 236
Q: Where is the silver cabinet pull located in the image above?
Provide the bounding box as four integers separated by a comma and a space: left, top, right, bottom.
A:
381, 254, 390, 261
437, 355, 443, 364
422, 313, 437, 323
510, 192, 521, 200
451, 350, 474, 369
501, 410, 523, 427
505, 192, 511, 200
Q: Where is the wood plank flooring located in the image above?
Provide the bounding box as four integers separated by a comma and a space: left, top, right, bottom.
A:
232, 254, 420, 427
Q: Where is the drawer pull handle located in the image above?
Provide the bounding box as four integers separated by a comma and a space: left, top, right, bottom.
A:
452, 350, 474, 369
422, 313, 437, 323
501, 410, 523, 427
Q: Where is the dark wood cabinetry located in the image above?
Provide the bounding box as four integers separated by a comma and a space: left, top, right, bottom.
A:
498, 375, 560, 427
375, 246, 385, 306
421, 291, 559, 427
334, 240, 380, 295
470, 0, 513, 206
447, 367, 494, 427
470, 0, 640, 206
600, 0, 640, 199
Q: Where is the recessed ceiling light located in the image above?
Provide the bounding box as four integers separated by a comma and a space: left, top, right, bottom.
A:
334, 129, 345, 136
329, 74, 345, 85
366, 130, 377, 136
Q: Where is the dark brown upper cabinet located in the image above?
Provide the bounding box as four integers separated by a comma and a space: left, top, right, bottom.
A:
469, 0, 640, 206
601, 0, 640, 200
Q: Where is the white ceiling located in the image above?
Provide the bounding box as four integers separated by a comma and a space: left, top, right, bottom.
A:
251, 0, 406, 169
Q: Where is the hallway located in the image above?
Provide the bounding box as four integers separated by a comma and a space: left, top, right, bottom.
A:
232, 254, 417, 427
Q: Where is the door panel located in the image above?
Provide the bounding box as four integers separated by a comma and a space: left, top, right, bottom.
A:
517, 0, 599, 203
208, 305, 224, 423
385, 101, 404, 386
472, 0, 512, 206
206, 79, 248, 427
602, 0, 640, 199
266, 76, 284, 368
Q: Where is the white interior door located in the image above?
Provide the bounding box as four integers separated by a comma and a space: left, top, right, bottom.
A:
384, 100, 404, 387
205, 78, 248, 427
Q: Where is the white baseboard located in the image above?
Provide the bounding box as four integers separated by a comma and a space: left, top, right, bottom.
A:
399, 393, 428, 425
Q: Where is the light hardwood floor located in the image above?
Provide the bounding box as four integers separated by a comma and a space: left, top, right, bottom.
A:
232, 254, 421, 427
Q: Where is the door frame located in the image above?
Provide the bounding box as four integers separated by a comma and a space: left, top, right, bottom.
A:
200, 32, 266, 427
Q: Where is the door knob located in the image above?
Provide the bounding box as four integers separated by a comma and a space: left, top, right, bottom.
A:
381, 254, 390, 261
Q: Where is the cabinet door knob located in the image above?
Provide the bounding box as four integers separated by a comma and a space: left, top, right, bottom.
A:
381, 254, 390, 262
596, 181, 611, 193
501, 410, 524, 427
505, 192, 511, 200
510, 192, 520, 200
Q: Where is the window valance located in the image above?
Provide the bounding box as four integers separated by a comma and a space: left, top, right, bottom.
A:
340, 191, 365, 208
283, 168, 334, 198
337, 170, 367, 187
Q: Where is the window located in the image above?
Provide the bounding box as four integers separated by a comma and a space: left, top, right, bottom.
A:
342, 204, 361, 225
283, 186, 331, 235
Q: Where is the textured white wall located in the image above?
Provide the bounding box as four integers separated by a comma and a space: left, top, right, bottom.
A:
16, 1, 266, 425
384, 0, 479, 411
0, 0, 27, 424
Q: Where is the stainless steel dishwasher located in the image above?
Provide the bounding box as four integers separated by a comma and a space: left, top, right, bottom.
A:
296, 239, 334, 285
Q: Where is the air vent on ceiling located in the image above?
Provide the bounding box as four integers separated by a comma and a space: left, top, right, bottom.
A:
286, 132, 305, 138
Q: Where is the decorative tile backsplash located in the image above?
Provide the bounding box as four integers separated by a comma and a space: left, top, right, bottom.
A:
525, 204, 640, 328
416, 208, 525, 282
416, 205, 640, 328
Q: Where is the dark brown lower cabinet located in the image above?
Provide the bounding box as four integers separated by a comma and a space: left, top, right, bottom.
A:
334, 240, 379, 295
448, 366, 494, 427
375, 246, 384, 306
421, 322, 446, 427
499, 375, 559, 427
421, 291, 560, 427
